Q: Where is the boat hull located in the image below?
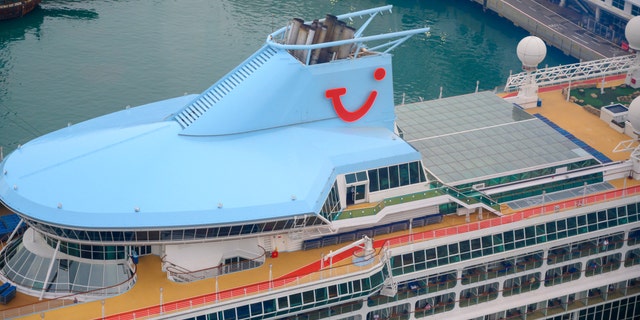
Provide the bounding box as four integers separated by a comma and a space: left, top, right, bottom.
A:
0, 0, 40, 21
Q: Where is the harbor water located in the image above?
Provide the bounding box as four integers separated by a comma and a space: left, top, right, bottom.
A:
0, 0, 577, 153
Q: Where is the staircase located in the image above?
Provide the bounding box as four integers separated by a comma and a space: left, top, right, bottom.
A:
174, 46, 278, 128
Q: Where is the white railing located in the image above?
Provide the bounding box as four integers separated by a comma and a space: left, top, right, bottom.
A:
504, 54, 637, 92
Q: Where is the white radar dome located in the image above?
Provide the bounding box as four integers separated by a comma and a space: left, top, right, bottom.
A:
517, 36, 547, 69
626, 16, 640, 50
628, 96, 640, 132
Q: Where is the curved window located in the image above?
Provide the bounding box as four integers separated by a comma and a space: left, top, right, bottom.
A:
24, 215, 325, 244
0, 238, 132, 295
45, 236, 126, 260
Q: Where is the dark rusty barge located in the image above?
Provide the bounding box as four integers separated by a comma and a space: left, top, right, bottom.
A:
0, 0, 40, 21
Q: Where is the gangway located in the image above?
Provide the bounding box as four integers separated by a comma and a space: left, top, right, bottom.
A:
504, 54, 636, 92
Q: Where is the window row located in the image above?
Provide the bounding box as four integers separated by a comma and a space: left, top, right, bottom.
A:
461, 252, 543, 285
474, 278, 640, 320
547, 232, 624, 265
367, 161, 426, 192
46, 236, 127, 260
369, 268, 640, 314
184, 270, 385, 320
367, 271, 457, 307
390, 203, 640, 276
28, 215, 325, 244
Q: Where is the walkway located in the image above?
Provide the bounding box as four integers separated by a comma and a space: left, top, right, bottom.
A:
475, 0, 630, 60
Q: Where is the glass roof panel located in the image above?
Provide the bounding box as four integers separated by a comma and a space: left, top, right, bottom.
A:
396, 91, 592, 185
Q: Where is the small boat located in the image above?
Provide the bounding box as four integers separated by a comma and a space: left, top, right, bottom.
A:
0, 0, 41, 21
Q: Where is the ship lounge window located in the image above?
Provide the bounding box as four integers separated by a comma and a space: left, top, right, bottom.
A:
45, 236, 127, 261
27, 216, 327, 244
368, 161, 426, 192
320, 181, 341, 220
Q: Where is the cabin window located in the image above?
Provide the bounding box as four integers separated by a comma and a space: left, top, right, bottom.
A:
236, 305, 249, 319
303, 290, 314, 304
389, 165, 400, 188
370, 271, 384, 287
250, 302, 262, 316
629, 228, 640, 246
223, 308, 236, 320
612, 0, 624, 10
399, 163, 410, 186
263, 299, 275, 314
379, 167, 389, 190
353, 279, 362, 292
368, 169, 379, 192
289, 293, 302, 307
315, 288, 327, 300
339, 282, 349, 295
278, 296, 288, 309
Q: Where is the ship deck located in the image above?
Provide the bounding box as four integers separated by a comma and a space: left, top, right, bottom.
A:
4, 78, 640, 319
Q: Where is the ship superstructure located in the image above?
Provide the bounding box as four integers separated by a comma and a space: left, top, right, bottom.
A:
1, 6, 640, 320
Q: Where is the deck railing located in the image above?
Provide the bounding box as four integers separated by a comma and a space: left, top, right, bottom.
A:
92, 184, 640, 320
102, 244, 391, 320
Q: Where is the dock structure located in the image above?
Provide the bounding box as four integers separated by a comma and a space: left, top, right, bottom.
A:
472, 0, 630, 61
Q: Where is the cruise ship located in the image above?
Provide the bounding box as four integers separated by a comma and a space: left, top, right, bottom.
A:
1, 5, 640, 320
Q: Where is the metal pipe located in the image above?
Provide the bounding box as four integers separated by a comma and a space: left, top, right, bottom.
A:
286, 18, 303, 45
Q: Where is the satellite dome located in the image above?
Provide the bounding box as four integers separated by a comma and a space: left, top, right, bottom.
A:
628, 96, 640, 132
626, 16, 640, 50
517, 36, 547, 69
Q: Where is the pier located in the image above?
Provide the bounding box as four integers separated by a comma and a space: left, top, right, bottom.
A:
472, 0, 630, 61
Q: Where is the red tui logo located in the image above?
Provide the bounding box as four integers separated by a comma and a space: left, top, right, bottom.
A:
325, 67, 386, 122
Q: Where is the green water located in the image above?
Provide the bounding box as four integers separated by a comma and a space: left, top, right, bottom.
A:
0, 0, 576, 153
